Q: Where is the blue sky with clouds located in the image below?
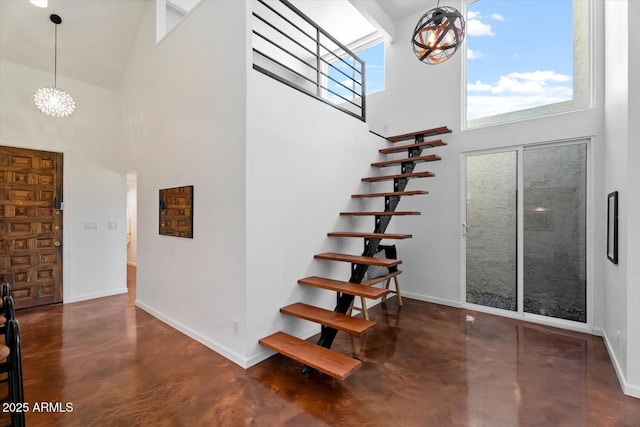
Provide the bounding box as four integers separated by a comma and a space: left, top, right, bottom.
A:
466, 0, 574, 120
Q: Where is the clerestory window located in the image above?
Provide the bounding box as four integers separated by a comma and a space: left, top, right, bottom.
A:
464, 0, 591, 128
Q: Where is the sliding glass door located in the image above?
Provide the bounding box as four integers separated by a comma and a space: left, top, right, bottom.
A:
465, 142, 587, 323
523, 144, 587, 322
466, 151, 518, 311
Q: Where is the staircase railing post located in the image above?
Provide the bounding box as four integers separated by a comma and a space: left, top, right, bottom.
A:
360, 56, 366, 121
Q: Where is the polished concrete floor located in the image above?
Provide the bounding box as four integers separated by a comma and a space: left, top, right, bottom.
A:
13, 266, 640, 426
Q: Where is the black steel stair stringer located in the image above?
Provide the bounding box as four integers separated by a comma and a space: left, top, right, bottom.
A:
314, 135, 427, 352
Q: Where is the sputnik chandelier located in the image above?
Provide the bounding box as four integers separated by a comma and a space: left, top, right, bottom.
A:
34, 14, 76, 118
411, 2, 466, 65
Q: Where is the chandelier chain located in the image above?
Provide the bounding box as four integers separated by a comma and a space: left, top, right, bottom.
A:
54, 22, 57, 87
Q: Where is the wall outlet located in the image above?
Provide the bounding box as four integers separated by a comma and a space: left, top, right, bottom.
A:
84, 222, 98, 230
233, 319, 239, 335
108, 221, 118, 230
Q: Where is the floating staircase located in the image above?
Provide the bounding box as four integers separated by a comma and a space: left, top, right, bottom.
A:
259, 126, 451, 380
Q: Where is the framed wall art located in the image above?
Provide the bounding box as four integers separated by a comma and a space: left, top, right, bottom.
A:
607, 191, 618, 264
159, 185, 193, 238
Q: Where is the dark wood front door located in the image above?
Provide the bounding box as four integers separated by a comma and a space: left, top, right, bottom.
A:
0, 146, 63, 309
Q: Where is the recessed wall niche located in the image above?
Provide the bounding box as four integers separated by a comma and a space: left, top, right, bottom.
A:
159, 185, 193, 238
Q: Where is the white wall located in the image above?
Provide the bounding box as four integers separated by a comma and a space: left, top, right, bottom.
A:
120, 0, 249, 365
626, 0, 640, 398
603, 0, 640, 398
603, 0, 629, 387
0, 60, 128, 303
245, 70, 388, 364
367, 0, 605, 328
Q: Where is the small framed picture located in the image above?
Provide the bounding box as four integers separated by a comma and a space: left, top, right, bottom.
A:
159, 185, 194, 238
607, 191, 618, 264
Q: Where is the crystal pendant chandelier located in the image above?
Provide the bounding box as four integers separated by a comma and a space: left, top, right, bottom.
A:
411, 2, 466, 65
34, 14, 76, 118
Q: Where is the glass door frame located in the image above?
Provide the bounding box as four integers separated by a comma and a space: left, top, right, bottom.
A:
460, 138, 594, 333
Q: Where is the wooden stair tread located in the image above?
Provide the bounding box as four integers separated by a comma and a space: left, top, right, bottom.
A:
352, 190, 428, 198
362, 171, 435, 182
328, 231, 412, 239
371, 154, 441, 168
259, 331, 361, 380
299, 276, 391, 299
314, 252, 402, 267
385, 126, 451, 143
380, 139, 447, 154
340, 211, 420, 216
280, 303, 376, 336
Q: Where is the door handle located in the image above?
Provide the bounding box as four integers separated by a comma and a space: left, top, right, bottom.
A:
462, 223, 467, 236
54, 241, 61, 247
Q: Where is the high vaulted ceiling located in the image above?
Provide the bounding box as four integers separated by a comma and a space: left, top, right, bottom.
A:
0, 0, 146, 91
0, 0, 434, 91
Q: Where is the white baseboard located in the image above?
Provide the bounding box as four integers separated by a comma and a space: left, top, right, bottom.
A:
246, 347, 276, 367
401, 291, 463, 308
601, 330, 640, 399
135, 299, 249, 368
626, 382, 640, 398
127, 261, 137, 267
64, 288, 127, 304
135, 300, 330, 369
